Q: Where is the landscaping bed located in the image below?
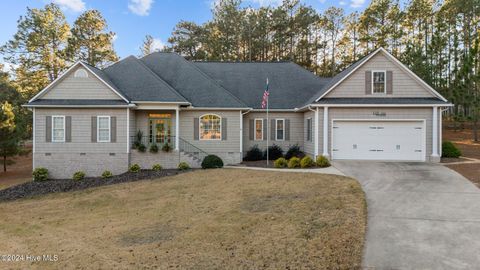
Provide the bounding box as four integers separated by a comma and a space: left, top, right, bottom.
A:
0, 169, 191, 202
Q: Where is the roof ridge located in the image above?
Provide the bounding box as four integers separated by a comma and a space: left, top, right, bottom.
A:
193, 60, 292, 64
133, 57, 190, 103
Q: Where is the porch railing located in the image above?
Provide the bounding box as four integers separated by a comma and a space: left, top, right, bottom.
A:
131, 135, 208, 161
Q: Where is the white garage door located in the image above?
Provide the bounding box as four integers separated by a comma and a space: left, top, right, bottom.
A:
332, 121, 425, 161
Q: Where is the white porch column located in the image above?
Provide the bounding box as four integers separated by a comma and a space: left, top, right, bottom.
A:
322, 107, 329, 157
314, 107, 319, 158
175, 107, 180, 151
239, 111, 243, 155
431, 106, 439, 158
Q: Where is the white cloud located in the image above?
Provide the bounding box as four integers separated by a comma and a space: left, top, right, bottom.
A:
51, 0, 85, 12
151, 38, 165, 51
339, 1, 346, 5
128, 0, 154, 16
247, 0, 283, 6
318, 0, 327, 3
350, 0, 366, 8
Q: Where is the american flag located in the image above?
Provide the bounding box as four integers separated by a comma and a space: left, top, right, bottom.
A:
261, 78, 269, 109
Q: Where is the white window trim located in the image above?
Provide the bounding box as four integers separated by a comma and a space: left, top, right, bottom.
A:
74, 68, 88, 78
307, 117, 312, 142
372, 70, 386, 94
275, 118, 285, 141
97, 116, 111, 143
52, 115, 65, 143
199, 114, 222, 141
254, 118, 263, 141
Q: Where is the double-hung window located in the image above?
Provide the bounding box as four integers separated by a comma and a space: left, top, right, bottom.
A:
307, 118, 312, 142
372, 71, 386, 94
254, 119, 263, 140
276, 119, 285, 141
52, 116, 65, 142
97, 116, 111, 142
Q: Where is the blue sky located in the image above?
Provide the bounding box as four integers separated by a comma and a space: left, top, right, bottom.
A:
0, 0, 369, 63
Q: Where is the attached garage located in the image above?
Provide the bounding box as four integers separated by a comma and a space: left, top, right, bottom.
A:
331, 120, 425, 161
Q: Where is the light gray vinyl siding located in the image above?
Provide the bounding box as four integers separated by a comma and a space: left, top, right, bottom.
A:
325, 107, 437, 161
180, 110, 241, 157
303, 110, 315, 156
243, 112, 303, 154
42, 66, 122, 100
325, 53, 434, 98
129, 109, 136, 139
35, 108, 127, 153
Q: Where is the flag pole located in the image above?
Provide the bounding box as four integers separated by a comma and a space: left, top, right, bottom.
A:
266, 77, 269, 167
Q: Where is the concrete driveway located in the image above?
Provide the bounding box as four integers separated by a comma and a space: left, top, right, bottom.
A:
334, 161, 480, 270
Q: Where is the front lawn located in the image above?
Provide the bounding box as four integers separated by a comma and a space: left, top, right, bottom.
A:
0, 169, 366, 269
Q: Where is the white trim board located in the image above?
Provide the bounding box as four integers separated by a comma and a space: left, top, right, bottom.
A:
314, 48, 448, 102
29, 61, 129, 103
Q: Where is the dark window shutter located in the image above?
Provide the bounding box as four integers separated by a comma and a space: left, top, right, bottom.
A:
365, 71, 372, 95
91, 116, 97, 142
285, 119, 290, 141
193, 118, 199, 140
65, 116, 72, 142
111, 116, 117, 143
386, 71, 393, 94
45, 116, 52, 142
271, 119, 275, 140
249, 119, 254, 140
221, 118, 227, 140
263, 119, 267, 140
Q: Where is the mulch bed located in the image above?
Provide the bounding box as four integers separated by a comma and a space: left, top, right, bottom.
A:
441, 157, 471, 163
0, 169, 192, 202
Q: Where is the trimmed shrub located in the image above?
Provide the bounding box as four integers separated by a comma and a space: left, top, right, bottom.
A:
162, 143, 172, 152
152, 164, 162, 171
316, 155, 331, 168
442, 141, 462, 158
73, 171, 85, 181
300, 156, 315, 168
288, 157, 301, 168
274, 157, 288, 168
245, 145, 263, 161
264, 144, 283, 160
149, 143, 159, 153
33, 167, 49, 181
178, 162, 190, 170
201, 155, 224, 169
285, 144, 305, 159
137, 143, 147, 153
102, 170, 113, 179
129, 164, 141, 173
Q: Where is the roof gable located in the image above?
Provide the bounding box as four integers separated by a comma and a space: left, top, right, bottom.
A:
29, 62, 129, 103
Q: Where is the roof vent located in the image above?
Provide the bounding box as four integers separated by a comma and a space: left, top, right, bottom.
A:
74, 68, 88, 78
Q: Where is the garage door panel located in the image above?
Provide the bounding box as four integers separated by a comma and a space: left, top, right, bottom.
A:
332, 121, 424, 161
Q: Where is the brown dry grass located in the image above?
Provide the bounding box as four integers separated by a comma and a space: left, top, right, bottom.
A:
0, 150, 32, 190
0, 169, 366, 270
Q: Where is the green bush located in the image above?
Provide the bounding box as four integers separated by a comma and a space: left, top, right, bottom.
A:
137, 143, 147, 153
245, 145, 263, 161
102, 170, 113, 179
442, 141, 462, 158
316, 155, 331, 168
201, 155, 224, 169
73, 171, 85, 181
264, 144, 283, 160
152, 164, 162, 171
149, 143, 159, 153
162, 143, 172, 152
300, 156, 315, 168
274, 157, 288, 168
178, 162, 190, 170
285, 144, 305, 159
33, 167, 49, 181
288, 157, 301, 168
129, 164, 141, 173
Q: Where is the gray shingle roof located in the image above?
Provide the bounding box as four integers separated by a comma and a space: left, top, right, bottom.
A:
315, 98, 450, 105
194, 61, 331, 109
102, 56, 189, 103
26, 99, 129, 106
140, 53, 247, 108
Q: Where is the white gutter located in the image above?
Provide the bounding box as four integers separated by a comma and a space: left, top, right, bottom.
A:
22, 104, 137, 108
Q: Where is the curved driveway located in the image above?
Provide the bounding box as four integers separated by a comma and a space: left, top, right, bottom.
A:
334, 161, 480, 270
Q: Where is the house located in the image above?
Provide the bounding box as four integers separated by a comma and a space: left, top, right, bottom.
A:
24, 48, 452, 179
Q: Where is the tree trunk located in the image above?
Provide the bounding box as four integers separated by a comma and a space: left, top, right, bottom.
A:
3, 155, 6, 172
473, 119, 479, 142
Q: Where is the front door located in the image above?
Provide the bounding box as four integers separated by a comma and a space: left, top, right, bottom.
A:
149, 117, 172, 145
